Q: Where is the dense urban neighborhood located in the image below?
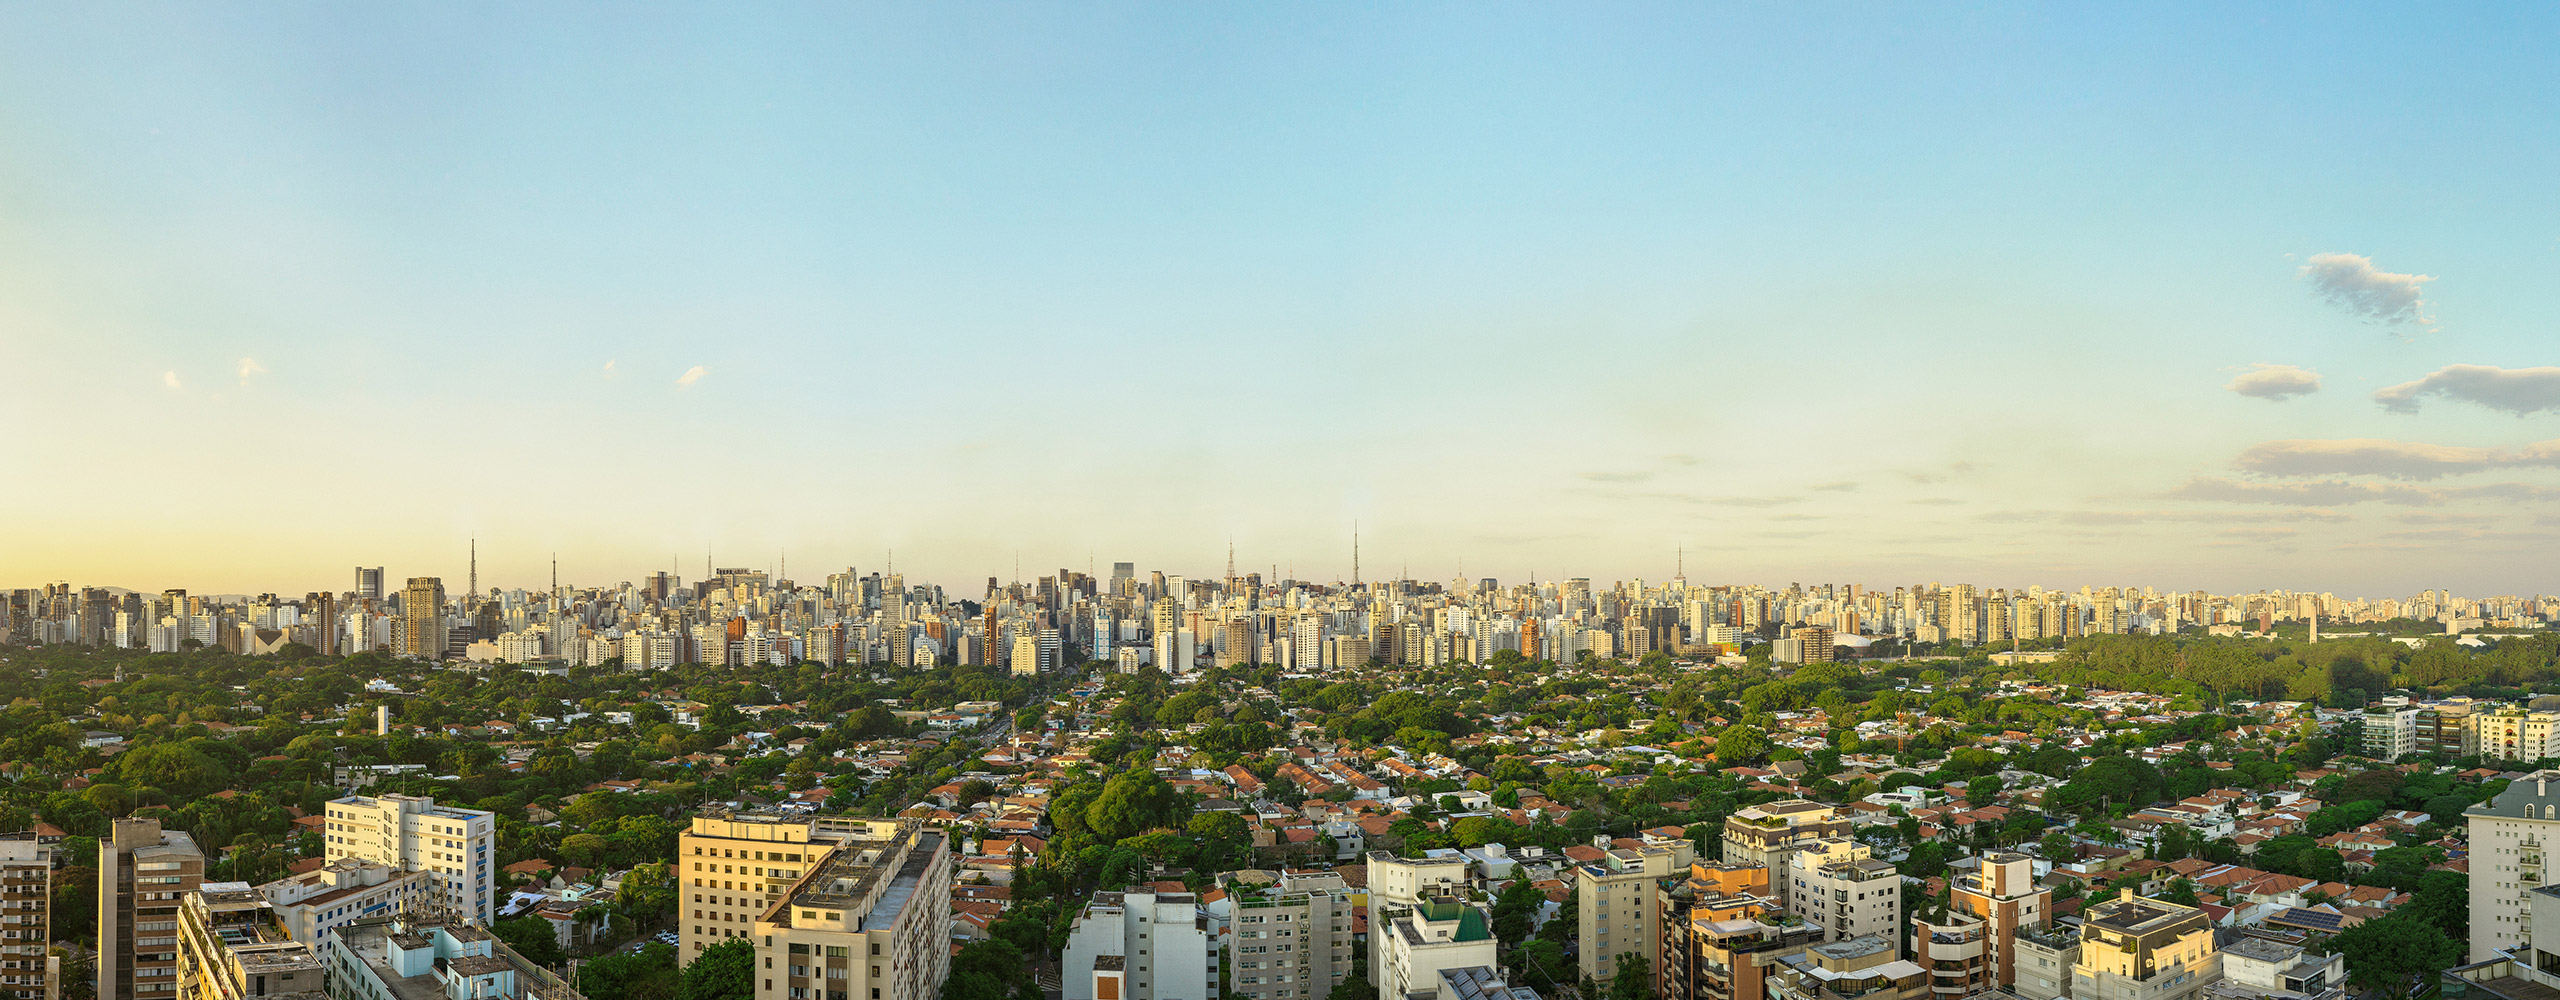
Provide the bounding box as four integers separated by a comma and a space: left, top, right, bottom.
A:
3, 573, 2559, 1000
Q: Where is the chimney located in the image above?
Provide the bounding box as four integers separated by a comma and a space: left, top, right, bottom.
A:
2119, 887, 2135, 904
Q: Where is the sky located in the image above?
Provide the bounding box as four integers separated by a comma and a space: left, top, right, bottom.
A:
4, 4, 2559, 598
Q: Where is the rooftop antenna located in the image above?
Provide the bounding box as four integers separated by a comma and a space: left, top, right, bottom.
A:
469, 538, 477, 601
1352, 521, 1360, 587
550, 553, 557, 594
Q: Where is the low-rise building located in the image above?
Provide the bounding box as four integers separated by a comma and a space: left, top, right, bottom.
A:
319, 917, 579, 1000
175, 882, 327, 1000
1766, 934, 1926, 1000
1374, 901, 1497, 1000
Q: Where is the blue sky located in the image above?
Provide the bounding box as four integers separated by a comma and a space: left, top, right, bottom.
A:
5, 4, 2558, 595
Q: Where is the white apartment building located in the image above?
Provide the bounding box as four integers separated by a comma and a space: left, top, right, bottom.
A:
254, 857, 435, 947
2361, 707, 2418, 762
1060, 889, 1218, 1000
1364, 851, 1470, 910
1785, 839, 1902, 943
2468, 770, 2560, 961
321, 794, 497, 925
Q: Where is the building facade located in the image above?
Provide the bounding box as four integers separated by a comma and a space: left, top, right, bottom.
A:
678, 813, 849, 964
749, 819, 953, 1000
1783, 839, 1899, 944
322, 794, 497, 925
1226, 871, 1356, 1000
0, 836, 49, 1000
1577, 837, 1697, 984
1061, 890, 1217, 1000
2467, 770, 2560, 961
99, 818, 204, 1000
2069, 891, 2220, 1000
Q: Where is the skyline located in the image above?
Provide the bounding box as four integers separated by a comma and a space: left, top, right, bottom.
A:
7, 6, 2560, 593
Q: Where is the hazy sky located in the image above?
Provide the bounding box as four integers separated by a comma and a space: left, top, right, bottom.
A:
5, 4, 2559, 597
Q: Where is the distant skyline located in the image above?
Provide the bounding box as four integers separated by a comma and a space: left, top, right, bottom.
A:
6, 5, 2560, 595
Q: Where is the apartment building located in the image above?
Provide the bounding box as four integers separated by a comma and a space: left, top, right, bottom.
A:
100, 818, 204, 1000
254, 858, 436, 948
1659, 912, 1823, 1000
678, 813, 851, 964
1947, 852, 2051, 988
1061, 889, 1217, 1000
2473, 710, 2560, 765
749, 819, 953, 1000
322, 794, 497, 925
1576, 836, 1697, 984
2467, 770, 2560, 961
1365, 851, 1470, 909
1721, 802, 1849, 877
1783, 839, 1899, 943
0, 836, 50, 1000
1766, 935, 1926, 1000
319, 916, 580, 1000
1226, 871, 1357, 1000
2361, 706, 2419, 762
2069, 891, 2220, 1000
175, 882, 327, 1000
1372, 901, 1497, 1000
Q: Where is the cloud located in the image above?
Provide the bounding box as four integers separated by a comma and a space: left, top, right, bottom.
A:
2232, 437, 2560, 480
1706, 496, 1804, 507
162, 371, 180, 390
1809, 480, 1859, 492
1899, 462, 1976, 485
2373, 364, 2560, 415
2299, 252, 2434, 330
2224, 363, 2321, 400
2058, 507, 2350, 524
236, 357, 267, 385
2162, 476, 2442, 506
676, 365, 708, 387
1907, 497, 1964, 506
1580, 471, 1652, 484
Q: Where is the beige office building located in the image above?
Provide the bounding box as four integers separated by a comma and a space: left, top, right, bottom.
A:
100, 819, 204, 1000
679, 813, 853, 964
400, 577, 446, 659
749, 819, 953, 1000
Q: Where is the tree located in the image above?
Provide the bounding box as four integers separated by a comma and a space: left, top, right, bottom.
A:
1609, 953, 1654, 1000
2329, 915, 2459, 1000
581, 942, 680, 1000
1714, 724, 1769, 766
617, 862, 677, 923
492, 915, 563, 968
1329, 973, 1375, 1000
680, 938, 757, 1000
2038, 830, 2075, 863
944, 939, 1036, 1000
1492, 880, 1544, 947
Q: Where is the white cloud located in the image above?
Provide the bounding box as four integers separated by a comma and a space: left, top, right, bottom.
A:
2373, 364, 2560, 415
2224, 363, 2321, 401
2299, 252, 2434, 330
162, 371, 181, 390
236, 357, 267, 385
2232, 437, 2560, 480
676, 365, 708, 387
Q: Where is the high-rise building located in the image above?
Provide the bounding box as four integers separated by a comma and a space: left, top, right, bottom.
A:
100, 818, 205, 1000
2362, 705, 2420, 762
2066, 891, 2219, 1000
1223, 871, 1358, 1000
1371, 901, 1496, 1000
0, 836, 51, 1000
677, 813, 852, 964
1721, 801, 1849, 875
175, 882, 326, 1000
399, 577, 446, 660
1061, 889, 1218, 1000
254, 857, 435, 947
1943, 851, 2050, 989
2468, 770, 2560, 961
321, 794, 496, 925
354, 567, 384, 602
1575, 835, 1696, 984
1783, 838, 1900, 942
748, 818, 952, 1000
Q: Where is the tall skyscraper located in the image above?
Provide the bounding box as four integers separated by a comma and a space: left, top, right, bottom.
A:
0, 835, 52, 1000
747, 819, 952, 1000
399, 578, 445, 660
321, 794, 497, 925
100, 818, 204, 1000
354, 567, 384, 602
